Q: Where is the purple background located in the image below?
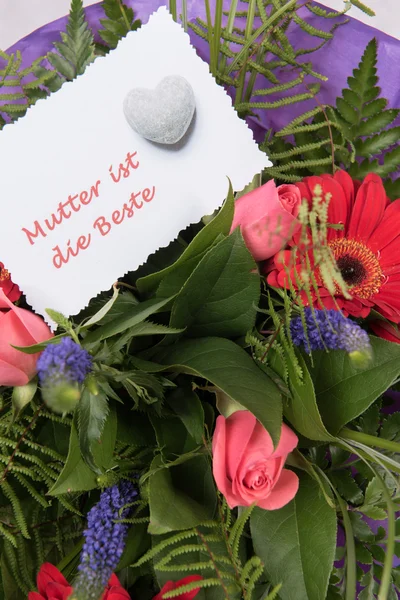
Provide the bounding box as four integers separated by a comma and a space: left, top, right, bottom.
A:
5, 1, 400, 140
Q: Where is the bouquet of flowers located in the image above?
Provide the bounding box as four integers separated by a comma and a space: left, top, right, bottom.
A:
1, 1, 400, 599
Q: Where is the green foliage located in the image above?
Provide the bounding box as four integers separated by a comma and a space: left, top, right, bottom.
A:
0, 50, 63, 127
189, 0, 350, 117
137, 184, 235, 296
48, 0, 95, 80
263, 38, 400, 191
134, 501, 264, 600
251, 472, 337, 600
78, 386, 109, 474
150, 336, 282, 447
98, 0, 141, 49
169, 230, 260, 338
307, 336, 400, 434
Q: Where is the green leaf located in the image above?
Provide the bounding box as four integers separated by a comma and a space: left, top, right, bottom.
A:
348, 513, 374, 542
283, 351, 334, 442
48, 0, 95, 80
380, 413, 400, 442
355, 127, 400, 157
148, 455, 216, 534
308, 337, 400, 434
152, 337, 282, 447
251, 472, 337, 600
355, 542, 373, 565
12, 332, 68, 354
99, 0, 141, 49
49, 407, 117, 495
385, 177, 400, 201
357, 110, 399, 136
361, 98, 387, 118
81, 285, 120, 328
170, 230, 260, 338
165, 387, 205, 445
336, 98, 358, 125
78, 386, 109, 474
83, 295, 174, 344
137, 183, 234, 296
11, 381, 37, 424
330, 471, 363, 505
117, 406, 156, 447
45, 309, 73, 331
378, 145, 400, 177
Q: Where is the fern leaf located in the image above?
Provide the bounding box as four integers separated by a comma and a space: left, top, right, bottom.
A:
384, 177, 400, 201
355, 127, 400, 157
348, 0, 375, 16
99, 0, 141, 49
1, 480, 30, 539
48, 0, 95, 80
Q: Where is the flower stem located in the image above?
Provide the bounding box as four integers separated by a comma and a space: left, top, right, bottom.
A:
169, 0, 177, 21
335, 494, 357, 600
340, 427, 400, 454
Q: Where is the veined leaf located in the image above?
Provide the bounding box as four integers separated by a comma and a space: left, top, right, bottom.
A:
170, 230, 260, 338
152, 337, 282, 447
83, 295, 175, 344
137, 183, 234, 296
309, 336, 400, 434
78, 387, 109, 474
251, 472, 337, 600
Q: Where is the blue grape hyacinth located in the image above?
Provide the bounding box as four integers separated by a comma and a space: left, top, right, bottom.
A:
290, 308, 372, 360
72, 480, 137, 600
37, 337, 93, 413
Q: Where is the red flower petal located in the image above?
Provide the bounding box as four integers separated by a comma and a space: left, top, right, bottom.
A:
347, 173, 387, 242
37, 564, 69, 596
367, 198, 400, 254
303, 175, 349, 241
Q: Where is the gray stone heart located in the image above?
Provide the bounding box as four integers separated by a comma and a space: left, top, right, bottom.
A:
123, 75, 195, 145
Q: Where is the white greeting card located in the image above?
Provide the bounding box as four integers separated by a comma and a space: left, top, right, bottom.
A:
0, 7, 270, 325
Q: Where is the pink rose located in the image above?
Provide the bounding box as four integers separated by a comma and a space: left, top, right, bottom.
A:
212, 411, 299, 510
230, 180, 301, 261
0, 289, 53, 386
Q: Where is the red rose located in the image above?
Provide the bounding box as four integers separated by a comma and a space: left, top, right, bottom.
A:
153, 576, 203, 600
28, 564, 130, 600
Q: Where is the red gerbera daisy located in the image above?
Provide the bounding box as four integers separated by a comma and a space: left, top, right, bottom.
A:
266, 171, 400, 322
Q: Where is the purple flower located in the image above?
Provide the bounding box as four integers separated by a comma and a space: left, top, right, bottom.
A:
290, 308, 371, 355
37, 337, 93, 387
74, 480, 137, 599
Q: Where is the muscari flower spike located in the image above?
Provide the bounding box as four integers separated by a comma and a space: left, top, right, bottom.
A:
37, 337, 93, 413
72, 480, 137, 600
290, 308, 372, 365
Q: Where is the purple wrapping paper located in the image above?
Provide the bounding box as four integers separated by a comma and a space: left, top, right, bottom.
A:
4, 1, 400, 140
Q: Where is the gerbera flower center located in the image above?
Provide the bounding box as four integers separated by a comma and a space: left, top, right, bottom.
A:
329, 238, 383, 299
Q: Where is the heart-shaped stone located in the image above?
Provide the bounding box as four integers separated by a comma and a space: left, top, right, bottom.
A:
123, 75, 195, 145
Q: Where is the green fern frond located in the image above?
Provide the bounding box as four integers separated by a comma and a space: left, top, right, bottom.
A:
1, 480, 30, 539
189, 0, 348, 116
98, 0, 141, 50
48, 0, 95, 80
264, 583, 283, 600
347, 0, 375, 16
